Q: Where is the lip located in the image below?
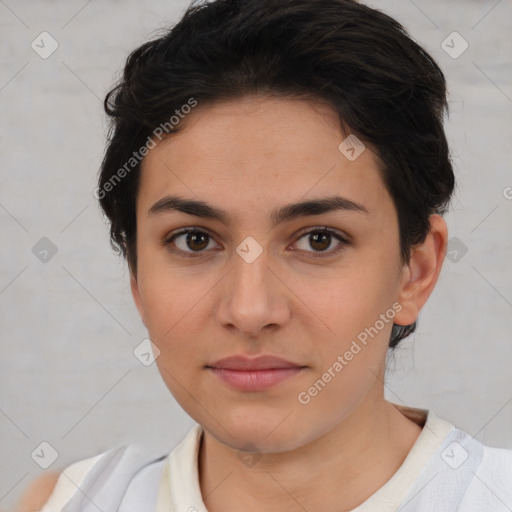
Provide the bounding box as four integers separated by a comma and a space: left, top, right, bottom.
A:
208, 367, 305, 391
207, 354, 304, 370
206, 355, 306, 391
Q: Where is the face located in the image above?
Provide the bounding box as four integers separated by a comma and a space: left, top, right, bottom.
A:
130, 95, 440, 453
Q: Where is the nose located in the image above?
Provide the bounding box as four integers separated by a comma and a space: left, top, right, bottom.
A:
215, 247, 291, 339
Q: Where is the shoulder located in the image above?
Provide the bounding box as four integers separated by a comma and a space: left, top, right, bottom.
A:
461, 431, 512, 481
30, 444, 167, 512
27, 448, 114, 512
475, 443, 512, 489
18, 449, 106, 512
455, 431, 512, 509
17, 471, 61, 512
394, 420, 512, 511
480, 443, 512, 470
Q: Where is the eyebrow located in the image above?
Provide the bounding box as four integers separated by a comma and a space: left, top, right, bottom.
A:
147, 194, 369, 227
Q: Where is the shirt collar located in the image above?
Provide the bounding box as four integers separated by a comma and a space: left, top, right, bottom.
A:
155, 403, 455, 512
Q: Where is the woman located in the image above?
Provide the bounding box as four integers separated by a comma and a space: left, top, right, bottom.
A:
25, 0, 512, 510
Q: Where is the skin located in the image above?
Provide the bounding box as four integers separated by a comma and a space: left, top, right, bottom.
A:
16, 472, 59, 512
124, 94, 448, 512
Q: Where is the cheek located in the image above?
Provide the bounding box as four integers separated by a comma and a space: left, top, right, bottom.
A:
294, 266, 395, 372
294, 264, 389, 332
136, 267, 212, 363
300, 287, 391, 408
136, 248, 192, 327
136, 272, 182, 353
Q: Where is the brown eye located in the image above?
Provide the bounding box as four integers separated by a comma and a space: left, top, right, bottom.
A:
183, 231, 209, 251
164, 228, 218, 257
309, 232, 331, 251
292, 228, 349, 258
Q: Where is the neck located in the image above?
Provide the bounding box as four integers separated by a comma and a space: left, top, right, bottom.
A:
198, 396, 423, 512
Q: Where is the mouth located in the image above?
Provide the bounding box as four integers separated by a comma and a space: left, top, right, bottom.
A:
206, 354, 307, 391
207, 354, 305, 371
207, 366, 306, 391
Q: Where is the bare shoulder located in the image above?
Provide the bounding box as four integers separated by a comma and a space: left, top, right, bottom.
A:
16, 472, 61, 512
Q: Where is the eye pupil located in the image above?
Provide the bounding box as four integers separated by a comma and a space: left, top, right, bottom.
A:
188, 232, 208, 251
310, 232, 331, 251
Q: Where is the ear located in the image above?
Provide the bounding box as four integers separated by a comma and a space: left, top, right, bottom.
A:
393, 214, 448, 326
130, 269, 147, 327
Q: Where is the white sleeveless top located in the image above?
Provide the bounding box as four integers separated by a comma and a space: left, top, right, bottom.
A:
39, 404, 512, 512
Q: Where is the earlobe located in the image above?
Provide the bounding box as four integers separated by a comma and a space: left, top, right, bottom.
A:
393, 214, 448, 326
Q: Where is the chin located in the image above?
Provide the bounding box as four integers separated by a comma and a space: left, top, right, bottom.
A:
207, 415, 306, 453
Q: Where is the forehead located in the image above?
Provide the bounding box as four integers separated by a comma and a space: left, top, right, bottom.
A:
138, 95, 392, 223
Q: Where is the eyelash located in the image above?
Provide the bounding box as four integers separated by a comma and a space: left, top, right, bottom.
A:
162, 227, 350, 259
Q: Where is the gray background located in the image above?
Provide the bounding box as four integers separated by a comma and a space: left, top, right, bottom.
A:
1, 0, 511, 510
